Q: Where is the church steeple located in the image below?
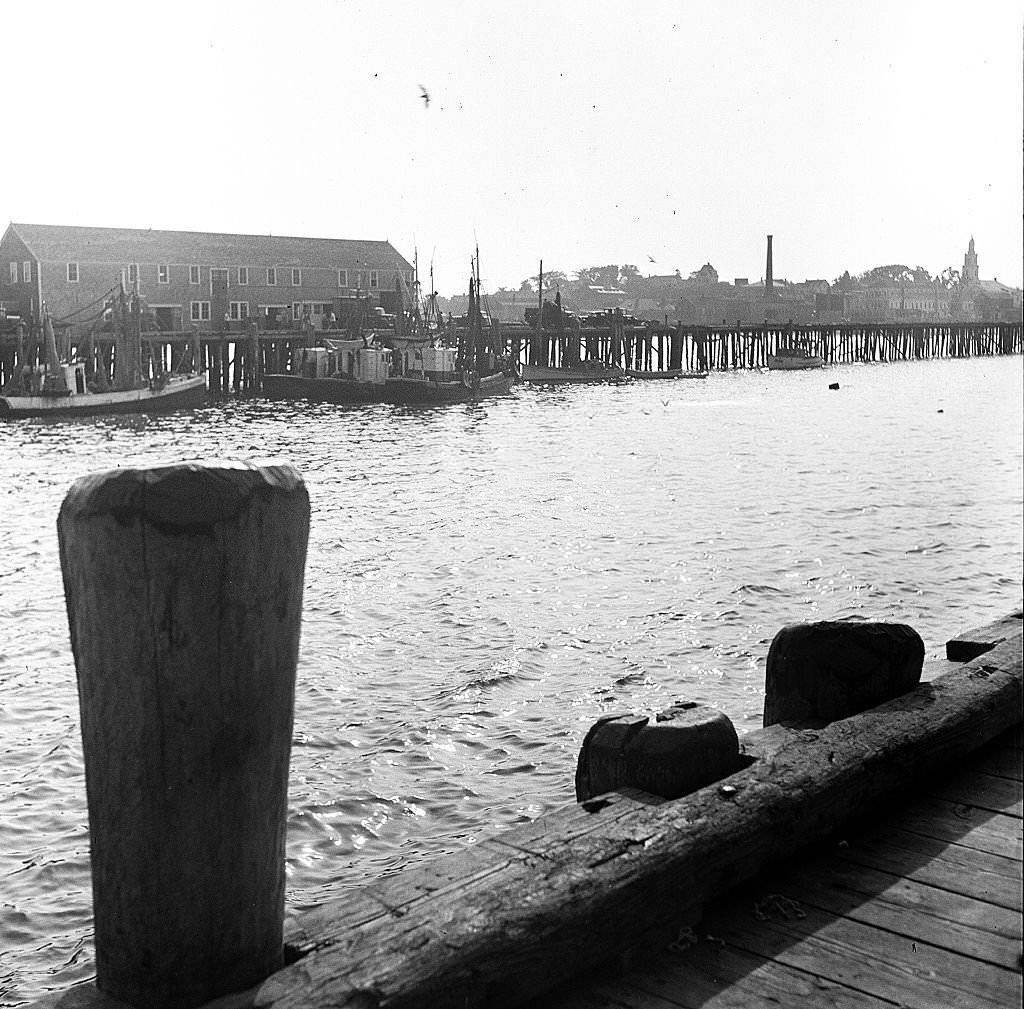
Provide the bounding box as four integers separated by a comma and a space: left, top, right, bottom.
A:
962, 237, 980, 284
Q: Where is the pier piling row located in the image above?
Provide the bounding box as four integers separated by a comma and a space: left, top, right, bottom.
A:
1, 320, 1021, 395
36, 461, 1023, 1009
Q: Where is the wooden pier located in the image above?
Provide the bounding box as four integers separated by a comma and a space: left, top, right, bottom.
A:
515, 318, 1023, 375
29, 460, 1021, 1009
2, 320, 1021, 399
534, 723, 1022, 1009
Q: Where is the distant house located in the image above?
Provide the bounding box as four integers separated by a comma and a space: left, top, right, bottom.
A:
0, 223, 414, 336
843, 279, 951, 323
840, 240, 1022, 323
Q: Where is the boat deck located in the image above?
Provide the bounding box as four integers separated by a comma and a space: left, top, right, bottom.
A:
530, 724, 1023, 1009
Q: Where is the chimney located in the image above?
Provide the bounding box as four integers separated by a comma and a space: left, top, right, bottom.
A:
765, 234, 774, 296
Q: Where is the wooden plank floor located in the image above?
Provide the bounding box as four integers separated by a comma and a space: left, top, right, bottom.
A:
532, 725, 1022, 1009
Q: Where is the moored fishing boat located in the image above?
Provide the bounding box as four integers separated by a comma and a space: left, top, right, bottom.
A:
766, 346, 824, 370
384, 346, 515, 404
0, 370, 207, 418
0, 291, 206, 419
383, 254, 515, 405
261, 336, 392, 404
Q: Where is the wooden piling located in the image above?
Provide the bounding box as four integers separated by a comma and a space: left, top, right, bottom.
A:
57, 462, 310, 1009
575, 701, 743, 801
763, 621, 924, 727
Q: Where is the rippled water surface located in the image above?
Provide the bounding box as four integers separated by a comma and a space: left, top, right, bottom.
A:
1, 357, 1021, 1003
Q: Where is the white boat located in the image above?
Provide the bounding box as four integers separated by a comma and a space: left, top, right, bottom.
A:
625, 368, 708, 380
0, 296, 206, 418
0, 368, 206, 418
766, 347, 824, 370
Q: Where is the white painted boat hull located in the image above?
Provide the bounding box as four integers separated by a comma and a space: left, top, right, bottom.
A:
0, 374, 207, 418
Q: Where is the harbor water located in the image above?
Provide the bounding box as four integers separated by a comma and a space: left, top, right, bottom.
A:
1, 356, 1021, 1004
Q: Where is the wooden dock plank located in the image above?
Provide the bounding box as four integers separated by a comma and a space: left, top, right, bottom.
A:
773, 859, 1021, 967
972, 747, 1024, 781
702, 896, 1020, 1009
834, 826, 1021, 910
618, 943, 899, 1009
530, 941, 899, 1009
969, 742, 1023, 781
894, 799, 1022, 860
930, 769, 1023, 816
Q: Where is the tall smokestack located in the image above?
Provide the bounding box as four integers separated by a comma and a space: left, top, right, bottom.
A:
765, 234, 774, 296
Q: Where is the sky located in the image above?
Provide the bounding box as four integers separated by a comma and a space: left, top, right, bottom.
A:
3, 0, 1021, 297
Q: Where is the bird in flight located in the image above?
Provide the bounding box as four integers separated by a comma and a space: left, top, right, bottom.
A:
647, 255, 656, 263
418, 85, 430, 108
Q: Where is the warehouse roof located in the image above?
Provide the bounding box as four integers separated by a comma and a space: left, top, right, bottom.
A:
6, 223, 412, 271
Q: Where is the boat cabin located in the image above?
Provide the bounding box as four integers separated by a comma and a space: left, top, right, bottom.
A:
299, 348, 331, 378
400, 345, 458, 380
297, 342, 393, 384
337, 346, 391, 383
16, 361, 88, 396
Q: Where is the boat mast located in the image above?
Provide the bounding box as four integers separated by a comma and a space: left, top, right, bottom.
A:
473, 249, 484, 380
536, 260, 543, 368
42, 306, 67, 391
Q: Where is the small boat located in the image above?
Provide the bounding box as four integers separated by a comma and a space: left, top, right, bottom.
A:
262, 337, 392, 403
0, 369, 207, 418
0, 294, 206, 419
521, 360, 624, 384
384, 349, 515, 404
766, 346, 823, 370
383, 255, 515, 405
625, 368, 708, 380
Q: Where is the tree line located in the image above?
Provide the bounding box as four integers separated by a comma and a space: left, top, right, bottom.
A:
494, 262, 964, 297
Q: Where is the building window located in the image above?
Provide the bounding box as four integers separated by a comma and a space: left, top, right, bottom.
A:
237, 266, 248, 286
291, 268, 301, 286
337, 269, 348, 287
189, 265, 201, 284
267, 267, 277, 286
22, 262, 32, 283
127, 264, 138, 284
404, 271, 413, 285
67, 263, 79, 283
229, 301, 249, 321
9, 262, 16, 284
369, 270, 379, 289
158, 264, 169, 284
190, 301, 211, 322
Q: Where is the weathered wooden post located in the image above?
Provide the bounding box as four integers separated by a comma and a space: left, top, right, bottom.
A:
763, 620, 924, 727
57, 461, 309, 1009
575, 700, 743, 802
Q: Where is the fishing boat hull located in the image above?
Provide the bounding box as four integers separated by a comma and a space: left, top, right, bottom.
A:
383, 370, 515, 404
0, 374, 207, 418
625, 368, 708, 380
522, 363, 624, 384
261, 373, 385, 403
766, 354, 824, 371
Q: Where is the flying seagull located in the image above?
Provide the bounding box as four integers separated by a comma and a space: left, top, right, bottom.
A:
647, 255, 656, 263
418, 85, 430, 108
